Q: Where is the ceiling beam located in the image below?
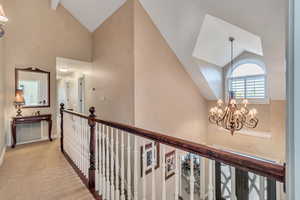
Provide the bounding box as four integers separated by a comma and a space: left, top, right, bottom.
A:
51, 0, 61, 10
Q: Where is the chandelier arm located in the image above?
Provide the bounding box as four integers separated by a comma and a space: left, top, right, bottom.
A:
244, 118, 259, 128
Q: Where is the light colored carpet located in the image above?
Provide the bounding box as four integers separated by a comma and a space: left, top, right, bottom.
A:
0, 140, 94, 200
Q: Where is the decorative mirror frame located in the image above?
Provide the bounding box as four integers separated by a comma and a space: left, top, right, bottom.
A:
15, 67, 50, 108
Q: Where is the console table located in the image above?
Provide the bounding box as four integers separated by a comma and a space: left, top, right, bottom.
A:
11, 114, 52, 148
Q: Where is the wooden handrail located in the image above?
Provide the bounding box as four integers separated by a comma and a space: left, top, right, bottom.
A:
62, 107, 285, 183
64, 109, 89, 119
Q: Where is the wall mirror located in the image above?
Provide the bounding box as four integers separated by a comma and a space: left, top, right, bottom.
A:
15, 67, 50, 108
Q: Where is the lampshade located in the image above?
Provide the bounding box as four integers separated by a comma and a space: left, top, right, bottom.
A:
15, 89, 25, 105
0, 5, 8, 24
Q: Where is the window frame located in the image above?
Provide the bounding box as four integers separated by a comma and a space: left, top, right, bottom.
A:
225, 60, 269, 104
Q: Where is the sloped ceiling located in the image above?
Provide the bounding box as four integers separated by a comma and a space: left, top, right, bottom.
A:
53, 0, 286, 100
57, 0, 126, 32
193, 14, 263, 67
139, 0, 286, 100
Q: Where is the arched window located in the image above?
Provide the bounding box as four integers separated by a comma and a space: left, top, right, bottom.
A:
228, 61, 266, 100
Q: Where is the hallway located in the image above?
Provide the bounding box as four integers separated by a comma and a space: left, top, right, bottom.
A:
0, 140, 93, 200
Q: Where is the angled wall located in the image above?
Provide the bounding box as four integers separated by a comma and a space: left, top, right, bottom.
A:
134, 0, 208, 143
90, 0, 134, 125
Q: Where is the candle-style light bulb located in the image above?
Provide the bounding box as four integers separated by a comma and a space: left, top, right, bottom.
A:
249, 109, 258, 118
217, 99, 223, 106
242, 99, 248, 107
230, 99, 236, 105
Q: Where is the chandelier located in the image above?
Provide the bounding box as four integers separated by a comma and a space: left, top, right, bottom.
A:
208, 37, 259, 135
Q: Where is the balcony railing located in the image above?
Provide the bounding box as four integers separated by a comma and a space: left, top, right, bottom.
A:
60, 103, 285, 200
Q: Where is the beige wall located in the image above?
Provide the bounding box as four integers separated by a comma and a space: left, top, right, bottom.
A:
88, 0, 134, 125
0, 0, 5, 154
134, 1, 207, 143
3, 0, 92, 144
207, 100, 286, 162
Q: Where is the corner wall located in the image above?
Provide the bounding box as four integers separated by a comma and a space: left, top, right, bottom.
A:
89, 0, 134, 125
134, 0, 208, 143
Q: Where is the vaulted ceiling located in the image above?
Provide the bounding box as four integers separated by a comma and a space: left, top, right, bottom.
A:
52, 0, 126, 32
52, 0, 286, 100
139, 0, 286, 100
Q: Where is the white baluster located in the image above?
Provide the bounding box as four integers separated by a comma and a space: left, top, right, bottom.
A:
106, 126, 111, 199
80, 118, 83, 173
80, 117, 83, 171
174, 150, 179, 200
75, 117, 78, 167
127, 133, 132, 200
88, 120, 91, 178
208, 160, 214, 200
83, 119, 86, 176
71, 116, 74, 161
120, 132, 126, 200
111, 127, 115, 200
142, 140, 146, 200
102, 125, 106, 199
72, 116, 74, 162
190, 154, 195, 200
200, 157, 205, 200
151, 141, 156, 200
85, 119, 89, 178
133, 136, 138, 200
116, 129, 120, 200
230, 167, 237, 200
75, 117, 80, 168
98, 124, 103, 196
95, 123, 99, 192
161, 145, 166, 200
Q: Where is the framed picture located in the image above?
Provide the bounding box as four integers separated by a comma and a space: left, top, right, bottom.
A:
165, 150, 176, 180
141, 142, 160, 177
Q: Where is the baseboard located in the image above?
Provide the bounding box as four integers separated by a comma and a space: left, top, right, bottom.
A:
0, 147, 6, 167
11, 135, 58, 146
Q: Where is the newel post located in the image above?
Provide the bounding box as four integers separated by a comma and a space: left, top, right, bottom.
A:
88, 107, 96, 190
60, 103, 64, 153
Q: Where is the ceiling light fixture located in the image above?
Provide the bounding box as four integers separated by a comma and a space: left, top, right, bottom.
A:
208, 37, 259, 135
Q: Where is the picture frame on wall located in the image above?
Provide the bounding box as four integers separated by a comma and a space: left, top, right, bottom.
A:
140, 142, 160, 177
165, 150, 176, 180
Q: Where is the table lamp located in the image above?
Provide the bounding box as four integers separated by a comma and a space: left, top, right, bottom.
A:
14, 89, 25, 117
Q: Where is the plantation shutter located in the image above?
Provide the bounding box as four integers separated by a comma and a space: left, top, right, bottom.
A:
229, 75, 265, 99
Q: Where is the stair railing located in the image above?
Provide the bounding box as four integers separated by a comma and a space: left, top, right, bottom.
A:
60, 104, 286, 200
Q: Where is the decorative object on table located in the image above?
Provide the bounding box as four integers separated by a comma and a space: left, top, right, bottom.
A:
140, 142, 160, 177
0, 4, 8, 38
208, 37, 259, 135
14, 89, 25, 117
181, 153, 201, 195
165, 150, 176, 180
